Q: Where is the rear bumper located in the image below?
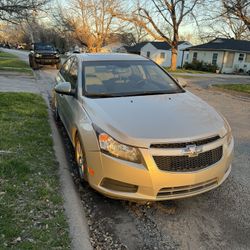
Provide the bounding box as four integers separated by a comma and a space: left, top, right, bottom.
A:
86, 138, 234, 201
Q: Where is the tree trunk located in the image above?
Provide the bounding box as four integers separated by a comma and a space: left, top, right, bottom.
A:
171, 46, 178, 71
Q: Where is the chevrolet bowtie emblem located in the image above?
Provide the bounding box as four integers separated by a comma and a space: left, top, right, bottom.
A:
183, 145, 203, 157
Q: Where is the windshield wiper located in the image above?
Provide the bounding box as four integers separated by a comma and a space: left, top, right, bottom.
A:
85, 90, 183, 98
85, 93, 123, 98
124, 91, 181, 97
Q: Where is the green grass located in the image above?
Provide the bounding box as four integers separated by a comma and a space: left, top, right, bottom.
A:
0, 51, 18, 58
164, 67, 211, 74
0, 51, 32, 74
0, 93, 70, 249
213, 84, 250, 94
170, 73, 205, 79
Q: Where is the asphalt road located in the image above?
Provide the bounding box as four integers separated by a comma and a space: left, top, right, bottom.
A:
3, 49, 250, 250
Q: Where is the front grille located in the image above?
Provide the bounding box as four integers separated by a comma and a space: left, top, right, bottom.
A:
151, 135, 220, 149
153, 146, 223, 172
157, 178, 218, 197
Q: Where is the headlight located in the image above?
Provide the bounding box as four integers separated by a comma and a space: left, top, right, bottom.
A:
55, 54, 60, 58
226, 129, 232, 146
35, 53, 41, 58
98, 132, 141, 163
223, 119, 233, 146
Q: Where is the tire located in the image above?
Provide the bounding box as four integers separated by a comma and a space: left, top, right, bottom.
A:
56, 62, 62, 70
31, 58, 38, 70
54, 105, 60, 122
75, 135, 88, 181
29, 56, 33, 67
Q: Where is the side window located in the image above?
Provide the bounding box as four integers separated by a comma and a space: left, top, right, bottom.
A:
238, 53, 244, 62
59, 58, 73, 80
68, 58, 78, 90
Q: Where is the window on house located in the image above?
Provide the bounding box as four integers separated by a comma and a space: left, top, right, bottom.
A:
160, 52, 165, 59
245, 54, 250, 63
192, 52, 198, 62
186, 53, 189, 60
212, 53, 218, 65
238, 53, 244, 61
147, 51, 150, 58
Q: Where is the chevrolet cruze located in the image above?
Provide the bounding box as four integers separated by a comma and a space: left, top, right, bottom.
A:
53, 53, 233, 201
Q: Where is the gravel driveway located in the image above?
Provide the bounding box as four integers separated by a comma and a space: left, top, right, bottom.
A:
1, 49, 250, 250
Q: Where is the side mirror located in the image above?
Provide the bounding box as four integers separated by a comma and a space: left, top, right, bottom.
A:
176, 78, 187, 88
55, 82, 74, 96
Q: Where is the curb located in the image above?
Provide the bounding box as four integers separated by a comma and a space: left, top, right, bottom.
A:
44, 96, 92, 250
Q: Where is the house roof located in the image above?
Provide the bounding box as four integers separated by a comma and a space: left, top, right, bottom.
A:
186, 38, 250, 53
126, 41, 189, 53
125, 42, 148, 53
150, 41, 186, 50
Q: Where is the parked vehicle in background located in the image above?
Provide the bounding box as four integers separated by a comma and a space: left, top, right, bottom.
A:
16, 44, 25, 49
53, 53, 233, 201
29, 43, 61, 70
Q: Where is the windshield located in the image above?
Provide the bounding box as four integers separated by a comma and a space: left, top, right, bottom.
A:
83, 60, 183, 97
34, 44, 55, 51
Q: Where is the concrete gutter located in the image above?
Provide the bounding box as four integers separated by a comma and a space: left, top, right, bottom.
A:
44, 96, 92, 250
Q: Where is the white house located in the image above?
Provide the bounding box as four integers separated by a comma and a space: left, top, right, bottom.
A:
139, 41, 192, 67
186, 38, 250, 74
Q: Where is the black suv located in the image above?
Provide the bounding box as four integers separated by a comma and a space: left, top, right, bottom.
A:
29, 43, 61, 70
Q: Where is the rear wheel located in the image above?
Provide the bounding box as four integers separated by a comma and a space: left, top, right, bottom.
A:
75, 135, 88, 181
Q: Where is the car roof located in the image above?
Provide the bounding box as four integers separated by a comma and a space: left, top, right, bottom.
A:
75, 53, 148, 62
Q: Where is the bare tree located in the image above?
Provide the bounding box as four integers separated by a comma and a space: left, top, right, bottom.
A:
196, 0, 249, 41
222, 0, 250, 31
0, 0, 49, 23
199, 12, 249, 41
56, 0, 121, 52
112, 0, 201, 70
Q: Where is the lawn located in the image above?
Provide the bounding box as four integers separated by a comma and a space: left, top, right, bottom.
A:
0, 93, 70, 249
170, 73, 205, 79
164, 67, 211, 74
0, 51, 18, 58
213, 84, 250, 94
0, 51, 32, 74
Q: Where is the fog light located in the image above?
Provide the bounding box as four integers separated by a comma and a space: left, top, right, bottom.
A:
101, 178, 138, 193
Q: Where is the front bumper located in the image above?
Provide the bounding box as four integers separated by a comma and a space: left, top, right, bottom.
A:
35, 58, 60, 65
86, 138, 234, 201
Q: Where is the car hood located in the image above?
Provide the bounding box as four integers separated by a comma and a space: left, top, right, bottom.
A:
82, 91, 226, 148
35, 50, 56, 54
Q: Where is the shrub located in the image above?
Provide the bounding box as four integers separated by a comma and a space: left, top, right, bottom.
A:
183, 61, 218, 73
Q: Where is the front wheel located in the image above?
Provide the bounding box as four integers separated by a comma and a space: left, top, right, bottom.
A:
54, 105, 60, 122
31, 58, 39, 70
75, 135, 88, 181
56, 62, 62, 69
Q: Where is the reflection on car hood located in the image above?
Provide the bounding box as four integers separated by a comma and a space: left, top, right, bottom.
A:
83, 91, 226, 148
35, 50, 56, 54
